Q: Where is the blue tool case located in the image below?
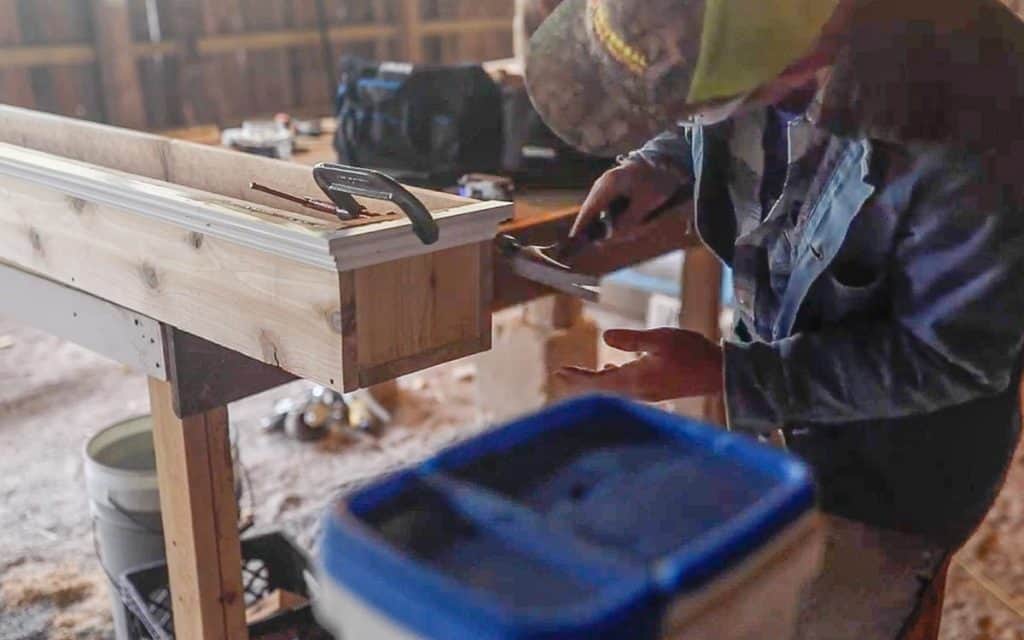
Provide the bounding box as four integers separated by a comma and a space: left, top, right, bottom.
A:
318, 395, 817, 640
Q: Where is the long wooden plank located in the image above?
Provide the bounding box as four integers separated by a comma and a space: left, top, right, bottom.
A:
0, 130, 509, 270
0, 43, 97, 69
149, 378, 247, 640
0, 173, 345, 385
0, 105, 494, 219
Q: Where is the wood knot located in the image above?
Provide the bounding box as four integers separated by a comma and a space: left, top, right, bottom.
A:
338, 303, 357, 334
27, 227, 43, 254
259, 330, 282, 367
139, 262, 160, 290
187, 231, 204, 249
326, 310, 345, 334
67, 196, 88, 214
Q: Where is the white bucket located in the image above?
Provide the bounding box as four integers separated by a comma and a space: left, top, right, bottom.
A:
84, 415, 166, 640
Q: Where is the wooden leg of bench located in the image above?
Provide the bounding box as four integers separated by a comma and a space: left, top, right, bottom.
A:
149, 377, 248, 640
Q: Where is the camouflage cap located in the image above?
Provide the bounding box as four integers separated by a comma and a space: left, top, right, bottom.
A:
525, 0, 839, 156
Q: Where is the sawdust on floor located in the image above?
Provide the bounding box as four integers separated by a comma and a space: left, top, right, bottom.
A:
0, 561, 111, 639
0, 319, 486, 639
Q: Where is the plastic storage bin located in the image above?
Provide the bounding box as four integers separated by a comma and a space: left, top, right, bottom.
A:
121, 531, 332, 640
317, 395, 822, 640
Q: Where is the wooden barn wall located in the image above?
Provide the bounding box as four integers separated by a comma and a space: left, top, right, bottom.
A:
0, 0, 513, 130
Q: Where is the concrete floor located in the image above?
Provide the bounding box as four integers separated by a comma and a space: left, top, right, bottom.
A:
0, 315, 1022, 638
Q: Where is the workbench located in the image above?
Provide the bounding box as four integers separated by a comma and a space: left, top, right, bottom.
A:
0, 106, 721, 640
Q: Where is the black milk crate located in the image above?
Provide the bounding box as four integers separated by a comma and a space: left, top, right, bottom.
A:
119, 531, 331, 639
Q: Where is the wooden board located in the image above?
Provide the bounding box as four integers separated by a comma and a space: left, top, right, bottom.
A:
350, 241, 490, 386
149, 378, 248, 640
0, 104, 484, 218
0, 172, 345, 384
0, 107, 509, 391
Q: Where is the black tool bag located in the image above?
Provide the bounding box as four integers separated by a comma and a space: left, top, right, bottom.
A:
334, 58, 504, 188
500, 84, 614, 189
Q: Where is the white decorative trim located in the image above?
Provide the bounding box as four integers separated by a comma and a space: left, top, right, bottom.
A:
327, 202, 510, 270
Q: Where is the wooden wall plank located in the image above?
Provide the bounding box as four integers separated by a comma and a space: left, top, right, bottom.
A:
173, 0, 225, 124
131, 0, 180, 129
286, 0, 330, 110
149, 378, 248, 640
202, 0, 249, 124
2, 3, 513, 124
17, 0, 103, 120
90, 0, 147, 128
372, 0, 394, 59
399, 0, 424, 62
0, 0, 34, 108
241, 0, 295, 116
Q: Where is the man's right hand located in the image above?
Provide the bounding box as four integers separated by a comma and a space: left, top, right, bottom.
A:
572, 160, 684, 240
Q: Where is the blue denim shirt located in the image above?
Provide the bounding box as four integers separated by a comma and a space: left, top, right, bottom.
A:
635, 110, 1024, 544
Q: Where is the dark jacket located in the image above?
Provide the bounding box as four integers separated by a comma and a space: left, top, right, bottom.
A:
637, 0, 1024, 545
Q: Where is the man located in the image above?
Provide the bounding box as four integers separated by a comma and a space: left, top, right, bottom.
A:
525, 0, 1024, 637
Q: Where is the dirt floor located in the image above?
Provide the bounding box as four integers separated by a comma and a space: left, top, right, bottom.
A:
1, 312, 1023, 638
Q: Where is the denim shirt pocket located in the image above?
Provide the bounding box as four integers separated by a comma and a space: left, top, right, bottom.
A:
818, 266, 886, 325
774, 138, 876, 338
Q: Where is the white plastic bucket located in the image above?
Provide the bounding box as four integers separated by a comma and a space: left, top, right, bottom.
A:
84, 415, 166, 640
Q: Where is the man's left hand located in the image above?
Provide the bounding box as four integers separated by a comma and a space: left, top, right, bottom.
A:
557, 328, 723, 402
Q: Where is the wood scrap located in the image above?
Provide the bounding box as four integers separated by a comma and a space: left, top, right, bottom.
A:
244, 589, 308, 625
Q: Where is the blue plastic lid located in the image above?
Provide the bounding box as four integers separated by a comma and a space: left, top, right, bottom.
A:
320, 473, 653, 639
320, 395, 815, 639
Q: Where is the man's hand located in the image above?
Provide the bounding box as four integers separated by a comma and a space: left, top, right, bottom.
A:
557, 328, 723, 402
573, 161, 682, 240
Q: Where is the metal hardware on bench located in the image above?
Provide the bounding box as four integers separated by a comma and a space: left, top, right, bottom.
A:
314, 163, 440, 245
497, 234, 601, 302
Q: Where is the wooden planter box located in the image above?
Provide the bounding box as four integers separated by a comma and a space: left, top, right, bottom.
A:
0, 106, 510, 390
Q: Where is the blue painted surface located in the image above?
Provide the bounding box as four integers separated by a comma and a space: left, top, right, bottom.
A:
320, 395, 815, 639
